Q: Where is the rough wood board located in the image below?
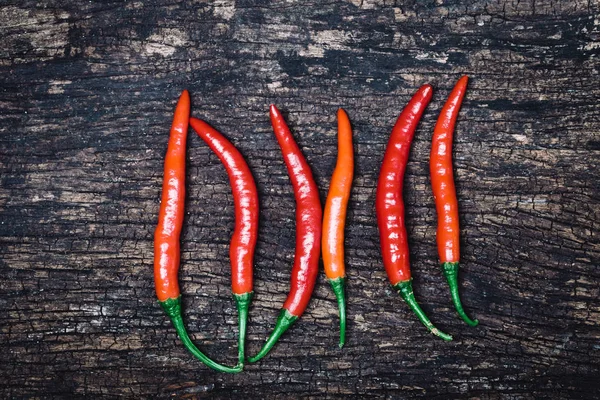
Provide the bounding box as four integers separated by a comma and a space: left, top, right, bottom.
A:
1, 0, 599, 398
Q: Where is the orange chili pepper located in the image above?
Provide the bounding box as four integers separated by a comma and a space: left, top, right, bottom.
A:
154, 90, 189, 304
430, 75, 478, 327
322, 108, 354, 348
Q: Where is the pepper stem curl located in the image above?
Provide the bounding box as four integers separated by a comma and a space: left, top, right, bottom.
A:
160, 297, 242, 373
329, 277, 347, 348
247, 309, 298, 363
234, 292, 253, 365
442, 262, 479, 327
393, 279, 453, 341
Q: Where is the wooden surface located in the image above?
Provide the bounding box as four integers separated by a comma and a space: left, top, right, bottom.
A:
1, 1, 599, 398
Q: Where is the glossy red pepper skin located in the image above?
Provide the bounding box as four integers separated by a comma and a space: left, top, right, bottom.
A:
430, 76, 478, 327
154, 91, 241, 373
189, 117, 259, 365
189, 118, 257, 296
272, 106, 323, 317
376, 84, 452, 341
248, 104, 323, 363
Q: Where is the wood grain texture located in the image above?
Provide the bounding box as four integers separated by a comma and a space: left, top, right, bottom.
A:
1, 0, 599, 398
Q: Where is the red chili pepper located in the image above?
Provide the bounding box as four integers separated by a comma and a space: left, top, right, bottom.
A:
430, 76, 478, 327
189, 117, 259, 365
248, 105, 323, 363
376, 84, 452, 341
322, 108, 354, 348
154, 90, 241, 373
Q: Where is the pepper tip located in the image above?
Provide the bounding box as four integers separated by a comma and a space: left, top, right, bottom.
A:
269, 104, 278, 116
455, 75, 469, 91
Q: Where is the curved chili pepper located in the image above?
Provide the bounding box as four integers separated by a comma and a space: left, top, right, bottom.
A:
376, 84, 452, 341
430, 76, 479, 327
248, 104, 323, 363
154, 90, 242, 373
322, 108, 353, 348
189, 117, 258, 365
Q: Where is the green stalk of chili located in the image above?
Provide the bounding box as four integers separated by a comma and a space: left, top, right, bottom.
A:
154, 90, 242, 373
430, 76, 478, 327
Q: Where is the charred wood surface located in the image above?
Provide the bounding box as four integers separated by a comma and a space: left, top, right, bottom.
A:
1, 1, 599, 398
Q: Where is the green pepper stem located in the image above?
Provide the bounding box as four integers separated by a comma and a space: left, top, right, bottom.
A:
247, 309, 298, 363
393, 279, 453, 341
328, 277, 347, 348
234, 292, 253, 365
442, 262, 479, 327
160, 297, 242, 373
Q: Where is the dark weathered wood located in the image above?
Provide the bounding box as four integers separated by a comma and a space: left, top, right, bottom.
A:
1, 0, 599, 398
